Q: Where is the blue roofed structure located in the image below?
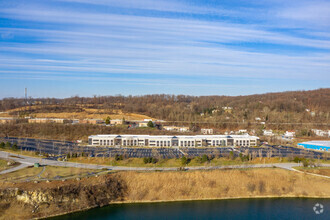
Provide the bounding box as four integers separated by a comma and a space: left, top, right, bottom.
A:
297, 141, 330, 151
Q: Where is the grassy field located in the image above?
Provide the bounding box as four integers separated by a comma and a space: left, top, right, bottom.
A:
1, 106, 154, 120
115, 168, 330, 202
0, 159, 10, 172
0, 166, 101, 182
295, 167, 330, 177
0, 148, 45, 158
68, 157, 293, 167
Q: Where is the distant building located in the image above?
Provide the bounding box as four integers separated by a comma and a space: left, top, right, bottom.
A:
0, 117, 15, 124
263, 129, 273, 136
138, 120, 155, 127
298, 141, 330, 151
222, 107, 232, 113
201, 128, 213, 135
163, 126, 190, 132
284, 130, 295, 138
237, 129, 248, 134
312, 129, 330, 137
211, 109, 220, 114
79, 119, 104, 125
88, 134, 259, 147
28, 118, 72, 124
110, 119, 123, 125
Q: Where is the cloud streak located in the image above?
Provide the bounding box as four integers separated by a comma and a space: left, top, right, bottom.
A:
0, 0, 329, 97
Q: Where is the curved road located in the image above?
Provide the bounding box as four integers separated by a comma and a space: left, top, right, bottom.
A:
1, 151, 330, 176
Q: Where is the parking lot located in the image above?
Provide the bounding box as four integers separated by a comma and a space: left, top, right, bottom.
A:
1, 137, 328, 160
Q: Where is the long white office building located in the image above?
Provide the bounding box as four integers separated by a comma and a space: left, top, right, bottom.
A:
88, 134, 259, 147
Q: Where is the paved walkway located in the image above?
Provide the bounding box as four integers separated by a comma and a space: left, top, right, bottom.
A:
0, 151, 329, 177
0, 163, 31, 175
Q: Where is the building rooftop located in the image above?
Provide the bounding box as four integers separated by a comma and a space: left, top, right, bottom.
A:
89, 134, 259, 139
298, 141, 330, 147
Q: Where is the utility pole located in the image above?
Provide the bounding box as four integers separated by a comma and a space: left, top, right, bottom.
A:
25, 88, 27, 105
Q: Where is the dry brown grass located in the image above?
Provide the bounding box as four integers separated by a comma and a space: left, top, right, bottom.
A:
3, 105, 154, 120
114, 168, 330, 202
0, 168, 329, 219
0, 159, 10, 172
296, 167, 330, 177
68, 157, 289, 167
0, 166, 101, 183
33, 111, 153, 120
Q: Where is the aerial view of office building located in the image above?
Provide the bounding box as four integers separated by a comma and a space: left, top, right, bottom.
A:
88, 134, 259, 147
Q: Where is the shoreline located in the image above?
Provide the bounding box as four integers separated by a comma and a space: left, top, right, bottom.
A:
45, 195, 330, 219
2, 167, 329, 219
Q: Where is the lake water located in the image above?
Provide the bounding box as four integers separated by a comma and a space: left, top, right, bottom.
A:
52, 198, 329, 220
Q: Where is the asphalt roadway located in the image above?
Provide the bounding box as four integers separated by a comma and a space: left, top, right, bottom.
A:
1, 151, 330, 175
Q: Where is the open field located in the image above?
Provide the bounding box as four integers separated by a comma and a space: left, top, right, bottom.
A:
1, 106, 154, 120
295, 167, 330, 177
0, 166, 101, 183
0, 148, 44, 158
116, 168, 330, 202
68, 157, 299, 167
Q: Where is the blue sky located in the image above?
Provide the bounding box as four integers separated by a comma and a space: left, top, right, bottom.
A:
0, 0, 329, 98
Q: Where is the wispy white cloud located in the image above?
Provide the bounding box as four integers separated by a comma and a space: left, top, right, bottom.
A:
0, 0, 329, 97
276, 1, 330, 27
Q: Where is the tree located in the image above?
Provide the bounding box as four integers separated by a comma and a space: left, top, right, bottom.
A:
105, 116, 111, 125
201, 154, 209, 163
143, 157, 150, 164
151, 157, 158, 164
147, 121, 154, 128
115, 154, 123, 161
181, 156, 188, 165
229, 151, 235, 160
12, 143, 18, 151
5, 142, 11, 149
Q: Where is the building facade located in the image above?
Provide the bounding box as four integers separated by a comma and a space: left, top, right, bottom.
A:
201, 128, 213, 135
88, 134, 259, 147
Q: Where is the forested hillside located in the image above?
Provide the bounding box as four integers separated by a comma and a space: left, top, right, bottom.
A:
1, 89, 329, 130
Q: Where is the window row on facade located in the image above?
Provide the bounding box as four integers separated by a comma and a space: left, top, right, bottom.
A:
89, 135, 259, 147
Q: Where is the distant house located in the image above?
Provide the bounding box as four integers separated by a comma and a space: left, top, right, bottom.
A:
222, 107, 232, 113
79, 119, 104, 125
263, 129, 273, 136
110, 119, 123, 125
237, 129, 248, 134
201, 128, 213, 135
163, 126, 190, 132
284, 130, 295, 138
211, 109, 220, 114
312, 129, 330, 137
138, 120, 155, 127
